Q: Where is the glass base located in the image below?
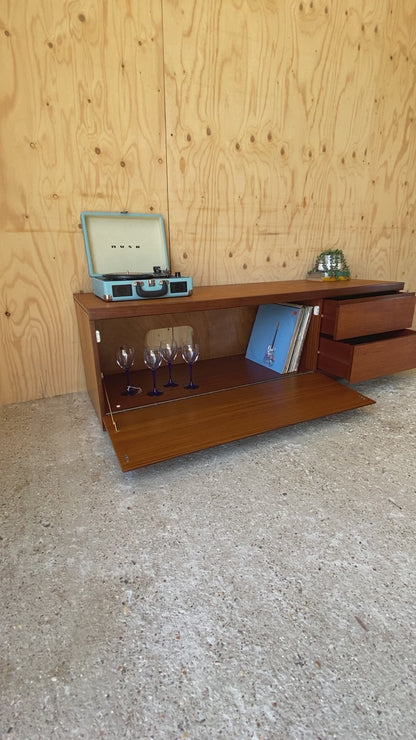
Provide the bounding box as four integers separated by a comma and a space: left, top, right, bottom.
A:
164, 380, 179, 387
185, 383, 199, 390
147, 389, 163, 396
122, 387, 141, 396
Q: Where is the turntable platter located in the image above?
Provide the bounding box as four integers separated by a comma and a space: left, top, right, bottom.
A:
101, 273, 156, 281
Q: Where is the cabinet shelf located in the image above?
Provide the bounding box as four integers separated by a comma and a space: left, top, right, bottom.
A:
103, 354, 286, 414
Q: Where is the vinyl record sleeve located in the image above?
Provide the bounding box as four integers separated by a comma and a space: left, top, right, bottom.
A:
245, 303, 304, 374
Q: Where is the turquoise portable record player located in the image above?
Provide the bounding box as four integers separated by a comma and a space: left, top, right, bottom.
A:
80, 211, 193, 302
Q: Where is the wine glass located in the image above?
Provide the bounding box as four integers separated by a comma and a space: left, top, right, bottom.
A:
160, 340, 178, 387
116, 345, 141, 396
182, 343, 199, 389
143, 347, 163, 396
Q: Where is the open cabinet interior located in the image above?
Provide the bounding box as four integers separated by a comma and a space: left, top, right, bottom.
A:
95, 302, 318, 415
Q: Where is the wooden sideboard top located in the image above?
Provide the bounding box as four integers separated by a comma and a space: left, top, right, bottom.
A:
74, 279, 405, 320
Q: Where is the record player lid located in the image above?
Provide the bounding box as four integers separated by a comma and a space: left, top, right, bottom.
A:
80, 211, 170, 278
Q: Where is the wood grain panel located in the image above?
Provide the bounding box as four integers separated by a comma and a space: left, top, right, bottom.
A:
1, 0, 416, 406
163, 0, 416, 292
318, 330, 416, 383
104, 372, 375, 471
0, 0, 167, 403
95, 306, 258, 373
321, 294, 416, 339
0, 231, 90, 404
0, 0, 167, 230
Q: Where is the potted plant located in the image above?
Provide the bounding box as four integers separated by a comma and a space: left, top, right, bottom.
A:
307, 248, 350, 280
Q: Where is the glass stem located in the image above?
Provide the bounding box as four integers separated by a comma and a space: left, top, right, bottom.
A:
152, 369, 157, 393
125, 368, 130, 389
189, 364, 193, 386
168, 362, 173, 382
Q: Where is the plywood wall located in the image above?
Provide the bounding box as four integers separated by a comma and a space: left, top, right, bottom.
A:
0, 0, 167, 404
1, 0, 415, 405
164, 0, 416, 285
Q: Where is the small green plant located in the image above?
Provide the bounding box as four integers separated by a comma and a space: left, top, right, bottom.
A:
308, 249, 350, 280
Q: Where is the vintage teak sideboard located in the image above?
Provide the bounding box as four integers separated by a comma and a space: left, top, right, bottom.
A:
74, 279, 416, 472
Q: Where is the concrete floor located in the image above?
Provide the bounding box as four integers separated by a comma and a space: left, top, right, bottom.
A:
1, 370, 416, 740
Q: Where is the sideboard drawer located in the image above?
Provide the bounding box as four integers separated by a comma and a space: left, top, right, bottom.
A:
318, 330, 416, 383
321, 293, 415, 340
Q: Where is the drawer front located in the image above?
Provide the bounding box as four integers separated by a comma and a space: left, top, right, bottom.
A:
321, 293, 416, 339
318, 330, 416, 383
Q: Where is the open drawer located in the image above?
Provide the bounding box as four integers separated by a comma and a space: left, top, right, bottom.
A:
321, 293, 415, 339
318, 330, 416, 383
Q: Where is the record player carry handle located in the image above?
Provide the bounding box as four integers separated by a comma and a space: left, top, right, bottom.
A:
136, 280, 169, 299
